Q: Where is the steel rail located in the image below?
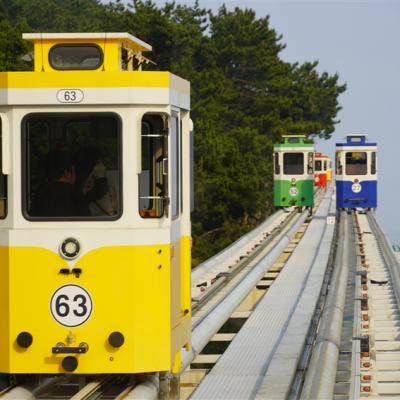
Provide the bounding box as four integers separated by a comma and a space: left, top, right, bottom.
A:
366, 211, 400, 309
190, 187, 335, 399
191, 209, 299, 318
191, 209, 285, 283
300, 211, 354, 399
181, 210, 309, 372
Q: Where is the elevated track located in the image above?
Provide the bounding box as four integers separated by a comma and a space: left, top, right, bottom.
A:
2, 186, 400, 400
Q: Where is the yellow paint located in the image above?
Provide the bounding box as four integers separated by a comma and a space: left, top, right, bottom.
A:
30, 37, 129, 72
0, 237, 191, 373
0, 71, 171, 89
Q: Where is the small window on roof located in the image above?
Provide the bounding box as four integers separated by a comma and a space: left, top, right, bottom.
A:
49, 44, 103, 70
288, 137, 299, 144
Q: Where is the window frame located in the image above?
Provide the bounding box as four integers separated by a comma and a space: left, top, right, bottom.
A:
274, 152, 280, 174
138, 113, 169, 219
336, 152, 342, 175
283, 152, 305, 175
21, 112, 123, 222
49, 43, 104, 71
314, 160, 322, 172
345, 151, 368, 176
171, 114, 180, 220
0, 118, 7, 219
371, 152, 377, 175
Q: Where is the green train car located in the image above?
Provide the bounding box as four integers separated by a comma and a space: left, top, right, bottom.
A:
273, 135, 314, 209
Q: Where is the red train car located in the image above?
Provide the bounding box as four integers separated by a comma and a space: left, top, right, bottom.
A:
314, 152, 328, 188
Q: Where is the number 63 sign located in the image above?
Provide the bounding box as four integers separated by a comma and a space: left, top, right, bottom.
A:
50, 284, 93, 327
56, 89, 84, 103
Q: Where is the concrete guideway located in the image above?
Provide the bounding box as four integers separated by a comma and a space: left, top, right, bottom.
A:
190, 187, 336, 399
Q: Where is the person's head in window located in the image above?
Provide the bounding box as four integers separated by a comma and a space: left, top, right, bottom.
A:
29, 150, 90, 217
47, 150, 76, 184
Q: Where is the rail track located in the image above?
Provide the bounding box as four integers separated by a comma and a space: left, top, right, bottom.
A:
6, 188, 400, 400
0, 189, 324, 399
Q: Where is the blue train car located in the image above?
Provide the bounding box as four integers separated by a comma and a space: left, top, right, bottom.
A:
336, 134, 377, 209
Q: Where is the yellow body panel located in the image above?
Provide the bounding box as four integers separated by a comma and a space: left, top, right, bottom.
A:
0, 238, 191, 373
0, 71, 172, 89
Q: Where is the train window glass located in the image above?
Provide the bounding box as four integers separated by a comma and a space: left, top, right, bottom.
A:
180, 120, 183, 214
0, 121, 7, 219
171, 115, 180, 219
274, 152, 280, 174
283, 153, 304, 175
315, 160, 322, 172
139, 114, 168, 218
49, 44, 103, 70
308, 152, 314, 174
371, 152, 377, 174
345, 152, 367, 175
324, 161, 327, 171
336, 152, 342, 175
190, 129, 194, 212
288, 138, 299, 144
23, 113, 121, 220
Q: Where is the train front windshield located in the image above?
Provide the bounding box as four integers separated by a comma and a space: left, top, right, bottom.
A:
23, 113, 121, 220
315, 160, 322, 172
283, 153, 304, 175
345, 152, 367, 175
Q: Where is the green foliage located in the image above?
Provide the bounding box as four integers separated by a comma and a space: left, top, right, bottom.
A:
0, 0, 346, 264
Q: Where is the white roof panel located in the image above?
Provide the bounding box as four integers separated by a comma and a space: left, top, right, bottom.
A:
22, 32, 152, 52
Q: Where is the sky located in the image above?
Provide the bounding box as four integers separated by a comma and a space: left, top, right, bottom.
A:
148, 0, 400, 243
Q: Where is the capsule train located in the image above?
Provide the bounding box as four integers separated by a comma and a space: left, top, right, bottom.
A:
273, 135, 314, 210
273, 133, 377, 211
335, 134, 377, 210
0, 32, 192, 377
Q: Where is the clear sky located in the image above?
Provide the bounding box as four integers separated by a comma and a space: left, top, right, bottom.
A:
149, 0, 400, 243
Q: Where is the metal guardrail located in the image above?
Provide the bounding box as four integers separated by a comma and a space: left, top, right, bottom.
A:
300, 211, 354, 399
181, 211, 309, 372
366, 212, 400, 311
191, 210, 285, 283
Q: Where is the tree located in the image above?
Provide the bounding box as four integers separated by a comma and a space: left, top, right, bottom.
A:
0, 0, 346, 264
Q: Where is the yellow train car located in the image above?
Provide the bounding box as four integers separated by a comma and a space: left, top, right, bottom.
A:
0, 33, 192, 375
327, 157, 333, 182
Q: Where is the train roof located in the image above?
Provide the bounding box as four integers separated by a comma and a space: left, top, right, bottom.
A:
275, 135, 314, 148
23, 32, 152, 52
336, 134, 377, 147
314, 152, 329, 159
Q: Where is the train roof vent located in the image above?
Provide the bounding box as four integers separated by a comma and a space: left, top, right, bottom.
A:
346, 134, 367, 144
281, 134, 312, 145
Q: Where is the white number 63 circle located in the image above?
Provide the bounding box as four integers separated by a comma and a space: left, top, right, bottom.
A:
50, 284, 93, 327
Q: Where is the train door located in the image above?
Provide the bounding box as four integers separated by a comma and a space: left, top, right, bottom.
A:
170, 110, 183, 328
0, 115, 7, 219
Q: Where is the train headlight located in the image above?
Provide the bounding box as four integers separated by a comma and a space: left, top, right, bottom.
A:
60, 238, 80, 260
291, 178, 296, 186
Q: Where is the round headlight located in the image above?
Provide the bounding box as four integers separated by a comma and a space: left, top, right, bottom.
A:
60, 238, 80, 259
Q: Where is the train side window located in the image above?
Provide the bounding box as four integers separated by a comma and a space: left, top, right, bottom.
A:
315, 160, 322, 172
371, 152, 377, 174
274, 152, 280, 174
283, 152, 304, 175
324, 161, 327, 171
139, 114, 168, 218
171, 115, 180, 219
336, 152, 342, 175
345, 152, 367, 175
307, 152, 314, 174
0, 121, 7, 219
